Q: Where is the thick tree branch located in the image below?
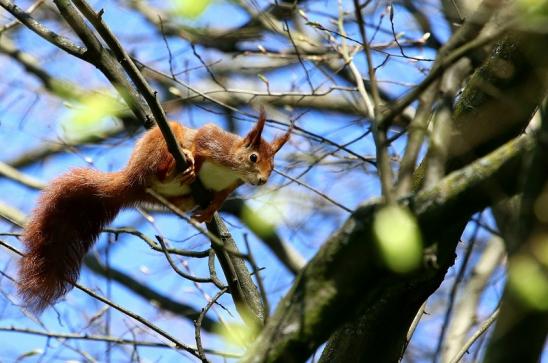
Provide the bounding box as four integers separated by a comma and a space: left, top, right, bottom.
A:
484, 99, 548, 362
207, 214, 265, 328
242, 132, 533, 362
316, 15, 548, 361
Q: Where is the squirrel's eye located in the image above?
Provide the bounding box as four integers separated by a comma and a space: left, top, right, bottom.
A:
249, 153, 258, 163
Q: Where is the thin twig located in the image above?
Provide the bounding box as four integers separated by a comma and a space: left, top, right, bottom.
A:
352, 0, 381, 108
0, 240, 202, 359
208, 249, 225, 288
156, 235, 224, 287
195, 287, 228, 362
158, 16, 176, 79
0, 0, 85, 58
406, 302, 426, 343
379, 19, 514, 128
84, 254, 218, 331
283, 19, 314, 93
273, 169, 353, 213
0, 326, 240, 357
386, 2, 429, 62
448, 308, 500, 363
0, 0, 45, 34
337, 1, 394, 203
145, 189, 247, 258
434, 213, 482, 362
104, 227, 210, 258
190, 42, 225, 90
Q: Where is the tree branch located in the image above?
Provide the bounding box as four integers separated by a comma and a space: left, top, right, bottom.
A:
242, 132, 533, 362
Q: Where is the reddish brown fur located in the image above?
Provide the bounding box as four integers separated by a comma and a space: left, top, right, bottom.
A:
19, 169, 138, 312
19, 114, 290, 312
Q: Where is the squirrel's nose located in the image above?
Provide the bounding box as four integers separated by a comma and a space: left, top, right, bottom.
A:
258, 177, 267, 185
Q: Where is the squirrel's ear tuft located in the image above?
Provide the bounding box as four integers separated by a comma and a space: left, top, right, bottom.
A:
271, 120, 293, 153
243, 106, 266, 148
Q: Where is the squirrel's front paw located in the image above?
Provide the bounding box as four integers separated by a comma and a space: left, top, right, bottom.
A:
180, 149, 196, 184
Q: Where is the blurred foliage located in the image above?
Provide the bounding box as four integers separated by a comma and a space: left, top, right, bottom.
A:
61, 91, 122, 140
517, 0, 548, 12
530, 232, 548, 266
508, 253, 548, 311
242, 192, 292, 235
170, 0, 213, 18
242, 204, 276, 236
215, 320, 258, 349
373, 205, 423, 273
517, 0, 548, 26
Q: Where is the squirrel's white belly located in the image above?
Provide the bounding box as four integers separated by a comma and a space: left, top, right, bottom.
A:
199, 161, 240, 191
150, 177, 192, 196
151, 161, 240, 196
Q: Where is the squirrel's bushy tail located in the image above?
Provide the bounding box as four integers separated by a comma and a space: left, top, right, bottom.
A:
19, 168, 135, 312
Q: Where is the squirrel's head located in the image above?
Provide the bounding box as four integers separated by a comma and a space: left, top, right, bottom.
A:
235, 108, 291, 186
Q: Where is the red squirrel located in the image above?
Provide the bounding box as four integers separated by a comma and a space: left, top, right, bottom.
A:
19, 109, 290, 312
